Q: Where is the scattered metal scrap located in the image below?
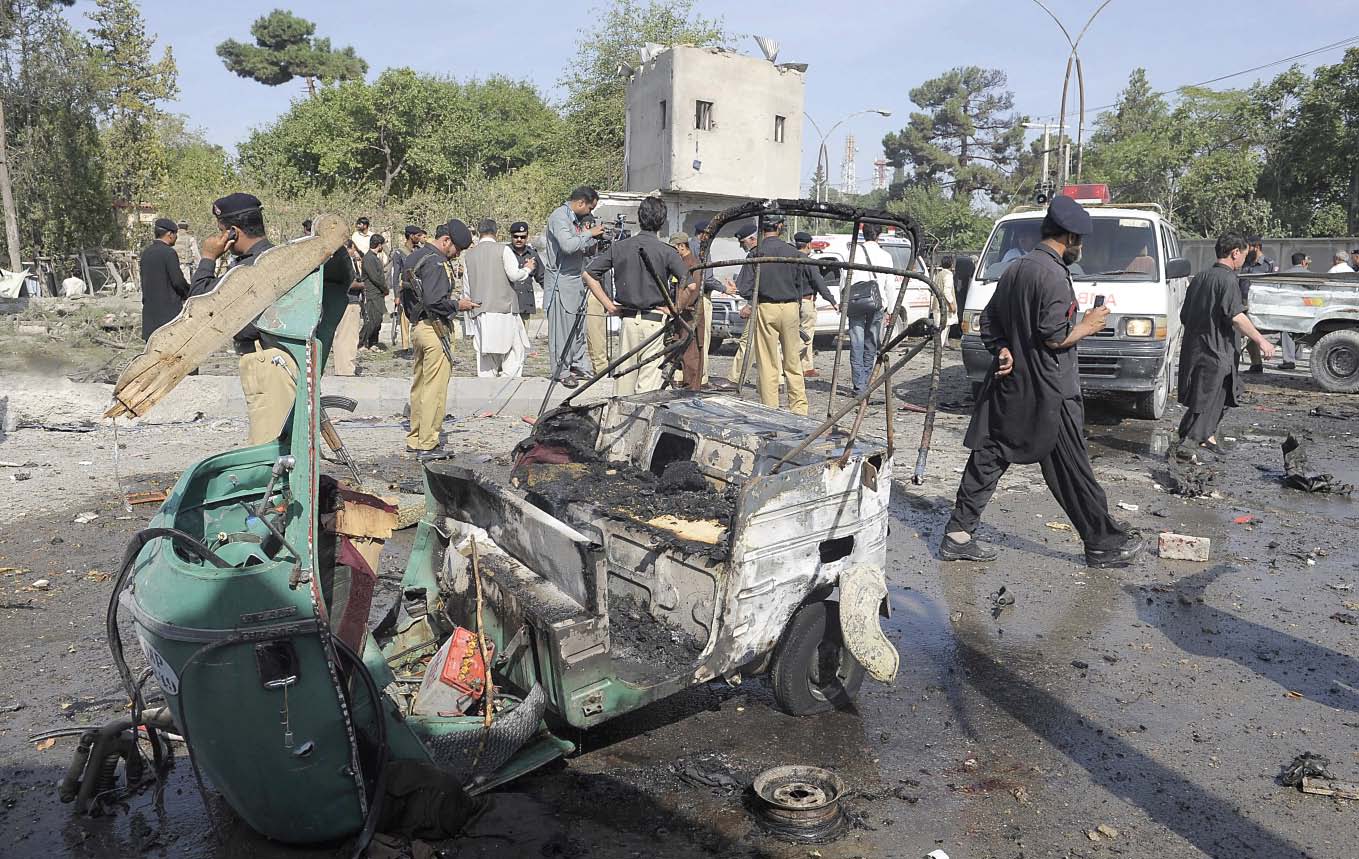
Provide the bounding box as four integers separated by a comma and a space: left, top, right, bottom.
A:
1281, 434, 1354, 495
751, 765, 849, 843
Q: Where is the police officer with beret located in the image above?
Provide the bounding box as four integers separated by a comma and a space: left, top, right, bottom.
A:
734, 214, 817, 415
940, 195, 1143, 568
402, 218, 477, 458
138, 217, 190, 340
191, 193, 354, 445
507, 221, 543, 325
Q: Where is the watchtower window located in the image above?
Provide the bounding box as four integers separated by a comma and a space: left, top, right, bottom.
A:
695, 100, 714, 131
659, 100, 667, 129
774, 115, 786, 143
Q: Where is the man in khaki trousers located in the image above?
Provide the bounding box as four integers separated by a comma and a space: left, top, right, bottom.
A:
401, 219, 476, 458
735, 216, 810, 415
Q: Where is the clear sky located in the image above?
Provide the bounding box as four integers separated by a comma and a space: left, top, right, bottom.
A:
65, 0, 1358, 194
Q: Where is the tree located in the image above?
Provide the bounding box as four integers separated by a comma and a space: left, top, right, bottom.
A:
88, 0, 177, 245
217, 10, 366, 97
157, 115, 234, 230
887, 185, 993, 251
1258, 49, 1359, 235
882, 67, 1026, 204
559, 0, 727, 188
239, 68, 563, 203
1, 0, 114, 266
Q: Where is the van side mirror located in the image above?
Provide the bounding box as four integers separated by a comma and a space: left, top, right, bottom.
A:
1165, 257, 1191, 279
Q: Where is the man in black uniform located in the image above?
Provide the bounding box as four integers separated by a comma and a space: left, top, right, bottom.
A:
1175, 233, 1275, 458
507, 221, 543, 325
358, 233, 389, 350
940, 196, 1143, 568
138, 217, 190, 339
583, 196, 689, 395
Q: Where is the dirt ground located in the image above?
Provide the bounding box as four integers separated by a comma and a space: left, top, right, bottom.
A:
2, 336, 1357, 859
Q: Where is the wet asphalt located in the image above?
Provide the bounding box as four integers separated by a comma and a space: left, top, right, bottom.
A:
1, 348, 1356, 858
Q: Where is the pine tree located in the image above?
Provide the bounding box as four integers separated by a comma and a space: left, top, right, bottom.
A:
217, 10, 366, 97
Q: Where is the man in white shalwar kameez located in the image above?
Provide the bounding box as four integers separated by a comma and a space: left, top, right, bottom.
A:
463, 219, 531, 377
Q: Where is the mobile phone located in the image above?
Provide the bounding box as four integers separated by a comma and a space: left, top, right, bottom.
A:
1093, 294, 1106, 308
225, 227, 239, 244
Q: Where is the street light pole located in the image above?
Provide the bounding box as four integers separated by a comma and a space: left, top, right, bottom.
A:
1030, 0, 1113, 186
804, 108, 892, 203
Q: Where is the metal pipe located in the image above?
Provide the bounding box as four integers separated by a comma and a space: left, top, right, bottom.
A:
827, 220, 862, 417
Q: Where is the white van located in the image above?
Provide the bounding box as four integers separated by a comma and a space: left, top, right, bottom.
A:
960, 204, 1191, 419
805, 234, 934, 339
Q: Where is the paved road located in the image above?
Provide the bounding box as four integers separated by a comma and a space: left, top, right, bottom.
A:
1, 347, 1355, 858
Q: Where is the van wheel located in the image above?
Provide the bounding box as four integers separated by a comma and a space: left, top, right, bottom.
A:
1132, 360, 1171, 420
1311, 329, 1359, 392
707, 335, 724, 353
770, 601, 865, 716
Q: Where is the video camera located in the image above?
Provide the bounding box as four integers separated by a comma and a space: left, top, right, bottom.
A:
593, 213, 632, 252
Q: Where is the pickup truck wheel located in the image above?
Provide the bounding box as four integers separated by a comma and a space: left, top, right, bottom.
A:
1132, 360, 1171, 419
707, 335, 724, 353
1310, 329, 1359, 393
770, 601, 865, 716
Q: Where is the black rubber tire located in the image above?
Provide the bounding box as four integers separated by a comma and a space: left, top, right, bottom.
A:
1310, 329, 1359, 393
770, 601, 866, 716
707, 335, 725, 353
1131, 359, 1171, 420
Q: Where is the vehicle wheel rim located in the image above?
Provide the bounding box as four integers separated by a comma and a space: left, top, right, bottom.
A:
1155, 363, 1169, 411
808, 638, 851, 702
1326, 344, 1359, 379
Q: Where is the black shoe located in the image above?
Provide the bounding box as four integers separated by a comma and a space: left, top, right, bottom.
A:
709, 379, 738, 392
1246, 364, 1264, 374
1278, 361, 1296, 370
559, 375, 579, 389
1200, 439, 1232, 455
1085, 532, 1144, 568
940, 535, 998, 562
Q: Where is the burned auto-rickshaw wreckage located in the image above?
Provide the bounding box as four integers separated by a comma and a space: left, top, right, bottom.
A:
61, 202, 948, 852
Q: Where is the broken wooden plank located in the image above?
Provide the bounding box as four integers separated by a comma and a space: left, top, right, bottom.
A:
125, 489, 168, 505
1301, 776, 1359, 800
104, 214, 346, 420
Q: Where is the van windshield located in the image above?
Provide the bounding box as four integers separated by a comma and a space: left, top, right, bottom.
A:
979, 216, 1160, 282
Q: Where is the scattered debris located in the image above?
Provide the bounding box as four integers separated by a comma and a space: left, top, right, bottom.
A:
11, 471, 31, 481
34, 738, 55, 751
1165, 461, 1217, 497
19, 420, 96, 433
989, 586, 1014, 619
124, 489, 168, 505
1282, 434, 1354, 495
1011, 786, 1029, 804
1071, 660, 1090, 670
671, 754, 743, 794
1158, 532, 1211, 562
1330, 613, 1358, 625
0, 702, 22, 713
1232, 515, 1257, 525
1096, 823, 1121, 839
1301, 778, 1359, 801
30, 579, 50, 590
1116, 502, 1139, 512
1045, 521, 1073, 532
1086, 829, 1102, 842
73, 511, 98, 524
1310, 405, 1357, 420
925, 851, 952, 859
1281, 752, 1335, 787
751, 765, 848, 843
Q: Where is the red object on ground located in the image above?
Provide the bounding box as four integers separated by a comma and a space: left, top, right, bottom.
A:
1233, 515, 1257, 525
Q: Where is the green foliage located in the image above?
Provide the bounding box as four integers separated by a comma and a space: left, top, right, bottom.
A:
882, 67, 1026, 204
887, 185, 994, 251
157, 115, 235, 232
1, 0, 114, 263
217, 10, 366, 96
88, 0, 177, 245
238, 68, 564, 203
1257, 48, 1359, 236
559, 0, 728, 188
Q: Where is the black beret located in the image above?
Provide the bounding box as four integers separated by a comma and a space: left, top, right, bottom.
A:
443, 218, 473, 250
793, 231, 813, 245
404, 225, 425, 238
509, 221, 529, 235
759, 214, 785, 232
477, 218, 497, 235
734, 222, 757, 240
693, 219, 710, 234
211, 193, 262, 219
153, 218, 178, 233
1045, 195, 1093, 236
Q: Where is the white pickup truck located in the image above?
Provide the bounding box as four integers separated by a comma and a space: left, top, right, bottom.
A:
1246, 271, 1359, 392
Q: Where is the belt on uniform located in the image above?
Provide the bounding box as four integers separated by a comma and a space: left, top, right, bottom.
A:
616, 309, 666, 322
759, 298, 799, 304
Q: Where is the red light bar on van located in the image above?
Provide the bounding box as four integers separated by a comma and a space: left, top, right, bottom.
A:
1060, 183, 1111, 204
809, 241, 830, 250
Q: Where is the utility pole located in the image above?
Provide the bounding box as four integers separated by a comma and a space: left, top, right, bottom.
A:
0, 96, 20, 273
1022, 121, 1057, 201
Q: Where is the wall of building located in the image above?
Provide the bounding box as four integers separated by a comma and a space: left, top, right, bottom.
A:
625, 47, 804, 200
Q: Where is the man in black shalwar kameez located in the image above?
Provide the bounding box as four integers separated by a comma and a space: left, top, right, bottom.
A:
1175, 233, 1274, 457
940, 196, 1143, 569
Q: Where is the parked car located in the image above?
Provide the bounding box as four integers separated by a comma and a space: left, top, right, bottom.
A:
1246, 270, 1359, 392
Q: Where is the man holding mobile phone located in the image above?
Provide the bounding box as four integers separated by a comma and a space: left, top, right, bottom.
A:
940, 195, 1142, 569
